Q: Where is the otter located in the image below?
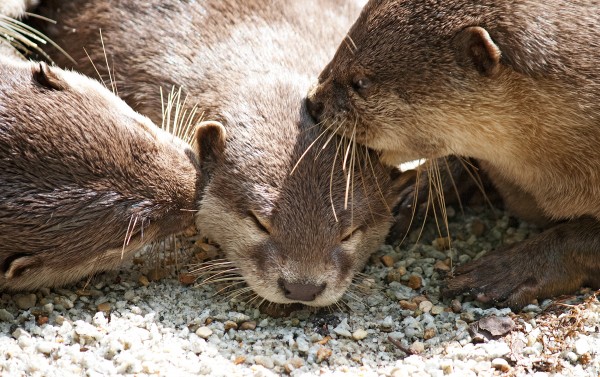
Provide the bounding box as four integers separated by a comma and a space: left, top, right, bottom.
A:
0, 56, 226, 291
33, 0, 405, 307
306, 0, 600, 309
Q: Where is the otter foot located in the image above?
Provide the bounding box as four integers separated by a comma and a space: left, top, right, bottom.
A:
444, 217, 600, 310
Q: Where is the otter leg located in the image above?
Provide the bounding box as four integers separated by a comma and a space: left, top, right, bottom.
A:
444, 216, 600, 310
388, 156, 499, 241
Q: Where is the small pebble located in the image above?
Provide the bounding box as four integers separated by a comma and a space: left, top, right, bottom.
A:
179, 274, 196, 286
407, 275, 422, 290
409, 341, 425, 354
399, 300, 418, 311
54, 296, 74, 310
316, 347, 332, 363
254, 355, 274, 369
195, 326, 213, 339
36, 342, 54, 355
234, 356, 246, 365
0, 308, 15, 322
123, 290, 135, 301
433, 237, 451, 251
239, 321, 257, 330
424, 328, 436, 340
284, 358, 304, 373
352, 329, 368, 341
470, 219, 486, 236
491, 358, 510, 372
97, 302, 111, 312
138, 275, 150, 286
14, 293, 37, 310
433, 260, 450, 271
460, 312, 475, 323
419, 301, 433, 313
380, 255, 395, 267
451, 299, 462, 313
431, 305, 445, 315
224, 321, 238, 331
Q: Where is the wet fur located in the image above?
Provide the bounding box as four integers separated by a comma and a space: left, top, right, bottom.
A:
307, 0, 600, 308
34, 0, 403, 306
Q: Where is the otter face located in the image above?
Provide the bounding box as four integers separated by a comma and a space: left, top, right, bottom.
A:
0, 59, 223, 291
197, 88, 403, 307
306, 0, 512, 166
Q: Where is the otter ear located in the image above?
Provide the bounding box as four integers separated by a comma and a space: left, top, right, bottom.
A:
453, 26, 501, 77
32, 62, 67, 91
193, 120, 227, 174
3, 254, 42, 279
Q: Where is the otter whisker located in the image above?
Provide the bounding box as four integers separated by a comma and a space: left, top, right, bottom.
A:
320, 120, 346, 152
192, 267, 241, 279
344, 34, 358, 54
190, 267, 240, 279
343, 121, 357, 211
98, 29, 117, 95
410, 163, 433, 246
194, 276, 246, 288
364, 143, 391, 215
429, 159, 450, 243
290, 119, 334, 175
456, 156, 496, 212
187, 258, 232, 268
443, 157, 465, 215
223, 286, 254, 300
187, 261, 234, 272
83, 47, 107, 90
329, 129, 347, 222
0, 14, 74, 63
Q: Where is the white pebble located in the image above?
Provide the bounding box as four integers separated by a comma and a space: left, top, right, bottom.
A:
195, 326, 213, 339
352, 329, 368, 341
419, 301, 433, 313
296, 337, 310, 352
409, 341, 425, 354
254, 355, 274, 369
574, 336, 590, 355
36, 342, 54, 355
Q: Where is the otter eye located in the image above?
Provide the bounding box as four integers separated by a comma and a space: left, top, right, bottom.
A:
247, 211, 271, 234
351, 77, 371, 93
341, 226, 364, 243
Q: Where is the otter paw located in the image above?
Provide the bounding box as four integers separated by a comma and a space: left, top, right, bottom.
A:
443, 245, 560, 310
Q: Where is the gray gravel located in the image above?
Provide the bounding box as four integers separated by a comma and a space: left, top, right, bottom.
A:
1, 206, 599, 376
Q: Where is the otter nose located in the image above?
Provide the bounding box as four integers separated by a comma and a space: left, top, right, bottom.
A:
306, 96, 324, 121
278, 278, 326, 302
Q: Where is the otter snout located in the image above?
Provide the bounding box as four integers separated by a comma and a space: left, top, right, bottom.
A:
306, 87, 324, 121
278, 278, 326, 302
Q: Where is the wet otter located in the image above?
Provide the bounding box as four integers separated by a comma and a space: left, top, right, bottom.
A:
306, 0, 600, 309
34, 0, 405, 307
0, 56, 226, 291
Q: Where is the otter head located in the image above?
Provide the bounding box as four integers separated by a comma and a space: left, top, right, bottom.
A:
197, 80, 404, 307
306, 0, 545, 166
0, 59, 227, 291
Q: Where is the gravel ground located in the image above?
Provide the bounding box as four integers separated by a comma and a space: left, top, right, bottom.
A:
1, 206, 599, 377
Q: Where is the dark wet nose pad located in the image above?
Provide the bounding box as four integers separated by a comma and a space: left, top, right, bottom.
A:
278, 278, 326, 302
305, 96, 324, 121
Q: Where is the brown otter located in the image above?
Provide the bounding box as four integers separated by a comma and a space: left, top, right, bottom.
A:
0, 56, 226, 291
33, 0, 405, 307
306, 0, 600, 309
